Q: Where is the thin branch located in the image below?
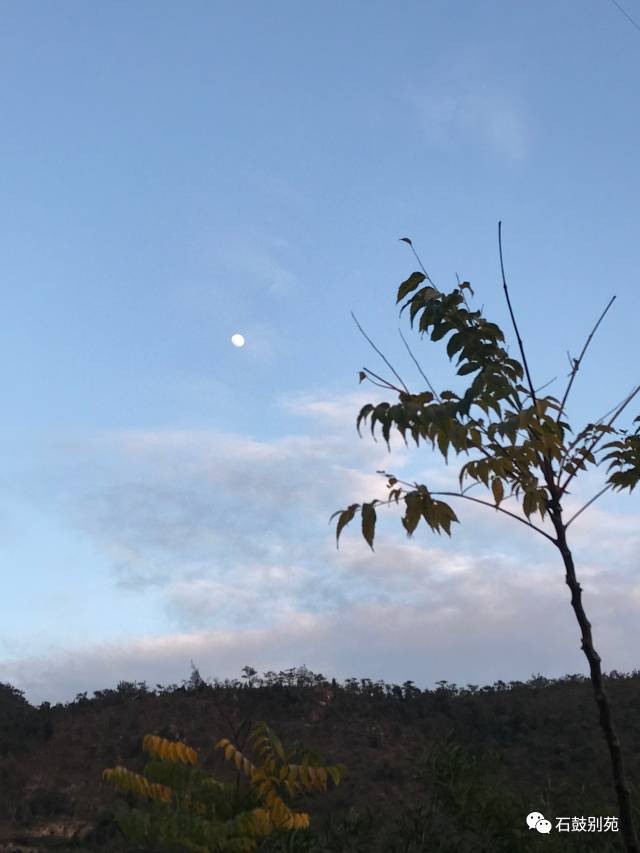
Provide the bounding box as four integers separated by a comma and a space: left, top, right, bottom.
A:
361, 371, 405, 393
375, 471, 557, 544
397, 328, 441, 401
351, 311, 411, 394
608, 0, 640, 33
360, 365, 406, 392
378, 471, 502, 499
461, 480, 481, 495
400, 238, 438, 288
594, 389, 636, 425
560, 383, 640, 494
521, 376, 558, 399
556, 295, 616, 423
455, 272, 471, 311
565, 484, 613, 529
498, 222, 560, 502
433, 490, 557, 543
498, 222, 537, 406
376, 488, 557, 544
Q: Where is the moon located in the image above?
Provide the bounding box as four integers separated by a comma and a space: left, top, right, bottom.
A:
231, 333, 245, 348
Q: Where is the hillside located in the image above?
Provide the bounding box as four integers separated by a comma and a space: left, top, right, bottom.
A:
1, 664, 639, 852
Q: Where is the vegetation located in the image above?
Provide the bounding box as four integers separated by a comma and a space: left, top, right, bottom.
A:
2, 233, 638, 851
0, 663, 639, 850
102, 719, 345, 851
330, 230, 640, 849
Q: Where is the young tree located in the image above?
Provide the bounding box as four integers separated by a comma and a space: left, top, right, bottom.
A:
330, 227, 640, 851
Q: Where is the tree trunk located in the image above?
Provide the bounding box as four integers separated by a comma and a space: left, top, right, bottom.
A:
550, 503, 638, 851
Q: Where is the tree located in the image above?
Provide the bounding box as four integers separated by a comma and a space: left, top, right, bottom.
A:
330, 227, 640, 851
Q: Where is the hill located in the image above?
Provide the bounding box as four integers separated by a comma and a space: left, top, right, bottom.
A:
1, 663, 639, 851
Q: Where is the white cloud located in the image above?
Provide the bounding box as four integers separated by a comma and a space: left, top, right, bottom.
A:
4, 389, 639, 705
4, 548, 637, 707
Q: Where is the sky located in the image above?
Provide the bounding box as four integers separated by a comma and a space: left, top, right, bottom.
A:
1, 0, 639, 707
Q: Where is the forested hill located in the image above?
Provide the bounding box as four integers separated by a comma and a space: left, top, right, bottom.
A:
1, 664, 639, 852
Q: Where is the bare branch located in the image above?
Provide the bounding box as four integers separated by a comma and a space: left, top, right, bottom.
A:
594, 389, 637, 425
400, 238, 438, 288
556, 295, 616, 424
360, 365, 406, 393
565, 484, 613, 529
360, 370, 405, 393
498, 222, 562, 505
455, 272, 471, 311
521, 376, 558, 399
397, 328, 441, 401
433, 490, 557, 543
498, 222, 536, 406
351, 311, 410, 394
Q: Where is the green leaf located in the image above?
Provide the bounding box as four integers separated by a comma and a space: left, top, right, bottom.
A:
601, 440, 625, 452
522, 491, 536, 519
431, 321, 455, 342
487, 398, 502, 418
457, 362, 481, 376
446, 331, 465, 361
396, 271, 426, 304
468, 428, 482, 448
405, 286, 439, 324
329, 504, 360, 549
536, 489, 548, 520
402, 492, 422, 537
479, 322, 504, 342
491, 477, 504, 507
382, 412, 393, 451
361, 502, 377, 551
594, 424, 617, 434
608, 470, 640, 493
433, 500, 458, 536
371, 402, 391, 440
356, 404, 374, 437
476, 459, 490, 487
437, 430, 449, 461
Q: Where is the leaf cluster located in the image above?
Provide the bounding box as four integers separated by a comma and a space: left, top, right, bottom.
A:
331, 250, 640, 551
102, 721, 345, 852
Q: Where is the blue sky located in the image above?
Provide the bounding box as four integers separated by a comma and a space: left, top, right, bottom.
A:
1, 0, 640, 705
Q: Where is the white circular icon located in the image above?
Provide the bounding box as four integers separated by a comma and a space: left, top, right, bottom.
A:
527, 812, 552, 833
231, 333, 245, 348
526, 812, 545, 830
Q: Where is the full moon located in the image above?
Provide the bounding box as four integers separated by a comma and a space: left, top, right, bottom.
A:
231, 333, 245, 348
